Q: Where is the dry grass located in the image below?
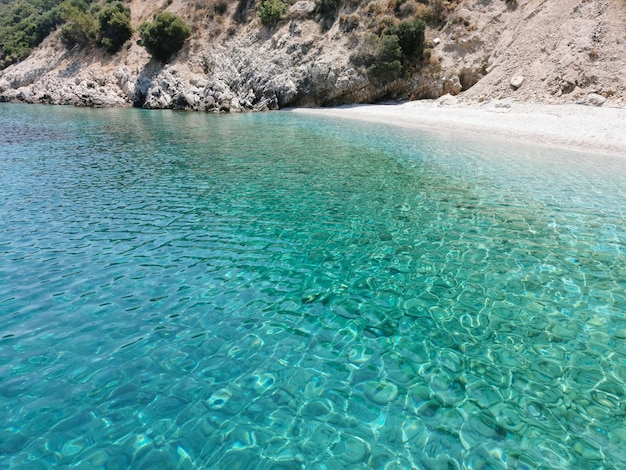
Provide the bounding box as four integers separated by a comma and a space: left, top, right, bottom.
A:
340, 13, 361, 32
365, 1, 386, 16
367, 13, 398, 34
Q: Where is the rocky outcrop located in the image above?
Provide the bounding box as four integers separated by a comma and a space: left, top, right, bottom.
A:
0, 0, 624, 109
1, 5, 450, 111
0, 0, 456, 110
0, 31, 382, 109
0, 34, 135, 107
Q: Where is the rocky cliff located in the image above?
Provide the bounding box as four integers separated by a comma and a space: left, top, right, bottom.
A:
0, 0, 624, 110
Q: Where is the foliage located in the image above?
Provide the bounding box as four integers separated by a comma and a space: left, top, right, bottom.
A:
386, 18, 425, 61
59, 0, 98, 48
60, 0, 133, 52
0, 0, 64, 69
367, 13, 397, 36
315, 0, 342, 17
339, 13, 359, 32
139, 13, 192, 62
351, 17, 425, 82
350, 32, 402, 80
98, 2, 132, 53
370, 33, 402, 79
0, 0, 133, 68
213, 0, 229, 16
257, 0, 286, 27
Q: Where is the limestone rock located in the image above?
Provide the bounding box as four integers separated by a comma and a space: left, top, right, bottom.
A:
289, 1, 316, 19
587, 93, 606, 107
510, 75, 524, 90
442, 76, 463, 96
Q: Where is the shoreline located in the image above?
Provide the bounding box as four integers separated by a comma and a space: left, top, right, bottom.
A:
288, 99, 626, 158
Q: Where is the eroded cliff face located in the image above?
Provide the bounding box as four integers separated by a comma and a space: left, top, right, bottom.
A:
0, 0, 442, 110
439, 0, 626, 106
0, 0, 624, 110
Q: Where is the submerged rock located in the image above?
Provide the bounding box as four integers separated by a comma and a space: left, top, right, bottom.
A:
364, 380, 399, 405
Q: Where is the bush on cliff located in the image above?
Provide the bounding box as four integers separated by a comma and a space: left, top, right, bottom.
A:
59, 0, 98, 48
370, 34, 402, 80
98, 2, 132, 53
257, 0, 287, 27
139, 13, 192, 62
387, 18, 426, 62
0, 0, 64, 69
350, 17, 425, 83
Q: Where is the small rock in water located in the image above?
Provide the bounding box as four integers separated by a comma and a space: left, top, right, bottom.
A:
572, 439, 603, 460
333, 436, 370, 464
301, 400, 331, 417
207, 388, 232, 408
613, 329, 626, 339
301, 291, 321, 304
510, 75, 525, 89
365, 380, 398, 405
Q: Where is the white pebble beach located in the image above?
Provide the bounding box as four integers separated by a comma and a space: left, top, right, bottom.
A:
290, 99, 626, 158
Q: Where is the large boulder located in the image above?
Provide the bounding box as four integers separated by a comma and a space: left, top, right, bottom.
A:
289, 1, 316, 19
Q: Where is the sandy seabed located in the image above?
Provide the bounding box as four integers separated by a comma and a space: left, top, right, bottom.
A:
289, 99, 626, 158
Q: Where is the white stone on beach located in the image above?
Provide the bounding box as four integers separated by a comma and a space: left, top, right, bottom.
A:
510, 75, 525, 89
587, 93, 606, 107
291, 101, 626, 157
437, 93, 459, 106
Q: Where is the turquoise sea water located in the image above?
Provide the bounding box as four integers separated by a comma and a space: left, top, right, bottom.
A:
0, 103, 625, 469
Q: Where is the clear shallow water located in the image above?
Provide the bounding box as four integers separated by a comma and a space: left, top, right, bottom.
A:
0, 103, 625, 469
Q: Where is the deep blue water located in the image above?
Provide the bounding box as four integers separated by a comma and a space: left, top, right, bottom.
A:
1, 103, 625, 469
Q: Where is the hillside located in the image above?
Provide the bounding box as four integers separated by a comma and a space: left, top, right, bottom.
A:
0, 0, 624, 110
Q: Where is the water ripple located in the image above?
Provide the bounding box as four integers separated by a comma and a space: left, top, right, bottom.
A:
0, 104, 625, 468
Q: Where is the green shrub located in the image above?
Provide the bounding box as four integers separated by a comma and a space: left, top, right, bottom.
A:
315, 0, 342, 17
257, 0, 286, 27
0, 0, 67, 68
371, 33, 402, 79
59, 0, 98, 48
351, 32, 402, 80
387, 18, 425, 61
139, 13, 192, 62
98, 2, 132, 53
